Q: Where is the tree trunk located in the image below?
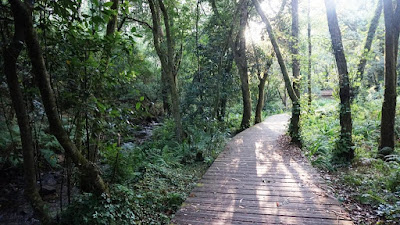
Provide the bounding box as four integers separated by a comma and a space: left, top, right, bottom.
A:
3, 5, 52, 223
353, 0, 382, 100
307, 0, 312, 107
9, 0, 107, 195
379, 0, 400, 155
251, 40, 272, 124
148, 0, 183, 141
233, 0, 251, 130
325, 0, 354, 163
161, 69, 170, 114
253, 0, 300, 143
106, 0, 119, 35
289, 0, 301, 145
252, 0, 297, 103
255, 77, 267, 124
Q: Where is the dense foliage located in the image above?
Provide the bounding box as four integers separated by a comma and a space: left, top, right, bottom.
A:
301, 95, 400, 222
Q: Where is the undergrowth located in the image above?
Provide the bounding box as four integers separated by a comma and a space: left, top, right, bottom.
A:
60, 117, 231, 224
301, 93, 400, 222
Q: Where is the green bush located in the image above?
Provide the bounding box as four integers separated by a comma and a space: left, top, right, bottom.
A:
61, 185, 137, 225
62, 115, 229, 224
301, 95, 400, 222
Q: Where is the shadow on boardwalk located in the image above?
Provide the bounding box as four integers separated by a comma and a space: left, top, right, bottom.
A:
172, 114, 353, 225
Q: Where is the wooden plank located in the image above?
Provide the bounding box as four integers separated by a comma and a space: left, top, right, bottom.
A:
193, 183, 326, 192
188, 192, 341, 205
200, 176, 326, 184
192, 187, 327, 199
202, 172, 321, 180
185, 198, 345, 211
198, 180, 323, 189
173, 211, 352, 225
172, 114, 353, 225
178, 204, 351, 220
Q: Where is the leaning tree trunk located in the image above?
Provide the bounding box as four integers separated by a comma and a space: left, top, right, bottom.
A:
252, 0, 297, 102
289, 0, 301, 145
379, 0, 400, 156
253, 0, 299, 143
325, 0, 354, 163
233, 0, 251, 130
3, 4, 52, 223
352, 0, 382, 100
9, 0, 107, 195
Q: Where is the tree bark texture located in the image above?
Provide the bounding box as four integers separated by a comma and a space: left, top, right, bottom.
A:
233, 0, 252, 130
325, 0, 354, 162
3, 3, 52, 223
9, 0, 108, 195
379, 0, 400, 155
289, 0, 301, 145
353, 0, 382, 99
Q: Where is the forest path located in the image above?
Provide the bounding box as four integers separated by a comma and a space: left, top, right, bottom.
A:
172, 114, 353, 225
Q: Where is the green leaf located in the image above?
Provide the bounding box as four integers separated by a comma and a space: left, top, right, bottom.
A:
140, 96, 144, 101
92, 15, 105, 24
40, 149, 59, 168
103, 2, 114, 7
136, 102, 141, 110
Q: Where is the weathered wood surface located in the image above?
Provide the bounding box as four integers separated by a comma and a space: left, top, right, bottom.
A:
172, 114, 353, 225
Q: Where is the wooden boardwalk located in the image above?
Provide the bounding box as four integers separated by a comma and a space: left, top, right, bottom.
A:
172, 114, 353, 225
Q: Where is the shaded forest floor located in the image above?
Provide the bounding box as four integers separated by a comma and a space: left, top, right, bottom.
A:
0, 116, 229, 224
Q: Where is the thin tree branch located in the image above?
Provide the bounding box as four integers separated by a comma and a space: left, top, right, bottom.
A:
125, 17, 153, 30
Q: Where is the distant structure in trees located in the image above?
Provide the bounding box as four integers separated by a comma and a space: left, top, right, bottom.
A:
320, 90, 333, 99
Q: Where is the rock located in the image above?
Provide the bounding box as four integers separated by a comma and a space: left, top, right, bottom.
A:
135, 130, 148, 138
377, 147, 393, 158
40, 185, 56, 195
356, 157, 376, 166
27, 217, 40, 225
41, 173, 57, 186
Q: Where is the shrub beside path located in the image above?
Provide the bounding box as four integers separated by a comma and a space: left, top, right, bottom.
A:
172, 114, 353, 225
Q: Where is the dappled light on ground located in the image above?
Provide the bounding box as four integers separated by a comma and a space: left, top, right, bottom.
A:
173, 114, 353, 225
